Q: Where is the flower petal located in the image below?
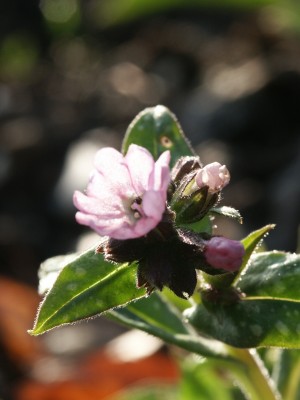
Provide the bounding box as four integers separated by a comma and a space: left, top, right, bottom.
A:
196, 162, 230, 193
148, 150, 171, 192
133, 217, 158, 237
142, 190, 165, 220
74, 145, 170, 239
75, 212, 129, 239
125, 144, 155, 194
93, 147, 133, 196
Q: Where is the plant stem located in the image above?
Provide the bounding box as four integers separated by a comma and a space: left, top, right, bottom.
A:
227, 347, 282, 400
284, 359, 300, 400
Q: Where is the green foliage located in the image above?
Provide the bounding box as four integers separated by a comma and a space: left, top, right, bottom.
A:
185, 235, 300, 349
185, 298, 300, 348
177, 214, 213, 235
210, 206, 243, 224
179, 358, 239, 400
236, 251, 300, 301
236, 224, 275, 276
110, 293, 231, 360
31, 105, 300, 400
122, 105, 194, 167
272, 349, 300, 400
30, 247, 146, 335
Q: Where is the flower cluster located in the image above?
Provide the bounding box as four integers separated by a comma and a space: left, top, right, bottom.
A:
169, 157, 230, 224
74, 144, 244, 298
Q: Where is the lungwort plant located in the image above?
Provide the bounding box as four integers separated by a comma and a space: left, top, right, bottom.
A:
31, 106, 300, 400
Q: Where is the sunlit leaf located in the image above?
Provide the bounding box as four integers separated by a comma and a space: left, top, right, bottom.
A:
233, 224, 275, 283
236, 251, 300, 301
210, 206, 243, 224
110, 293, 231, 359
185, 298, 300, 349
122, 105, 194, 167
38, 253, 77, 295
30, 247, 146, 335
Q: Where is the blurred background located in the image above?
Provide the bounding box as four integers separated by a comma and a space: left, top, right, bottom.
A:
1, 0, 300, 399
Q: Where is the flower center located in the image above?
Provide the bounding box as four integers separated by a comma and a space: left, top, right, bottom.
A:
131, 196, 143, 220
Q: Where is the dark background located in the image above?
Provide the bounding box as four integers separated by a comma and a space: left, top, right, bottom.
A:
0, 1, 300, 399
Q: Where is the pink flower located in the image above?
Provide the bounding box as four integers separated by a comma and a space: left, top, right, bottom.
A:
204, 236, 245, 272
195, 162, 230, 193
73, 144, 171, 240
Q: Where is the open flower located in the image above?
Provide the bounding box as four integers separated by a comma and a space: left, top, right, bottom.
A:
73, 144, 171, 240
196, 162, 230, 193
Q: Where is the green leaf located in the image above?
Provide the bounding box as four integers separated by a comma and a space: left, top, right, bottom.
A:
122, 105, 194, 167
30, 247, 146, 335
185, 298, 300, 349
272, 349, 300, 400
116, 292, 189, 334
210, 206, 243, 224
233, 224, 275, 284
38, 253, 77, 294
236, 251, 300, 301
179, 358, 237, 400
110, 293, 231, 360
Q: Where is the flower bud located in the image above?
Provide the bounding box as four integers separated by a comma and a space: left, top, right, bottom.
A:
171, 156, 202, 185
170, 174, 219, 224
196, 162, 230, 193
169, 159, 231, 225
203, 236, 245, 272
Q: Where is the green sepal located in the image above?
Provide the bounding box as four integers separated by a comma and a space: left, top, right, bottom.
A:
177, 214, 213, 235
122, 105, 194, 167
172, 187, 209, 224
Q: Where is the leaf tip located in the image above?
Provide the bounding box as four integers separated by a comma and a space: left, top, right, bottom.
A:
27, 327, 41, 336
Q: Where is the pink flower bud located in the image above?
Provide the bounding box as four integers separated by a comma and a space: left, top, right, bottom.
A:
195, 162, 230, 193
204, 237, 245, 272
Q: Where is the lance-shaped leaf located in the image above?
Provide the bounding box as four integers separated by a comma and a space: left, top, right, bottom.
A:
185, 298, 300, 349
30, 247, 146, 335
233, 224, 275, 284
110, 293, 232, 360
236, 251, 300, 301
38, 253, 78, 295
122, 105, 194, 167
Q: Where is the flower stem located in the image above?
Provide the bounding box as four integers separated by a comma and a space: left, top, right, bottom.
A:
227, 347, 282, 400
